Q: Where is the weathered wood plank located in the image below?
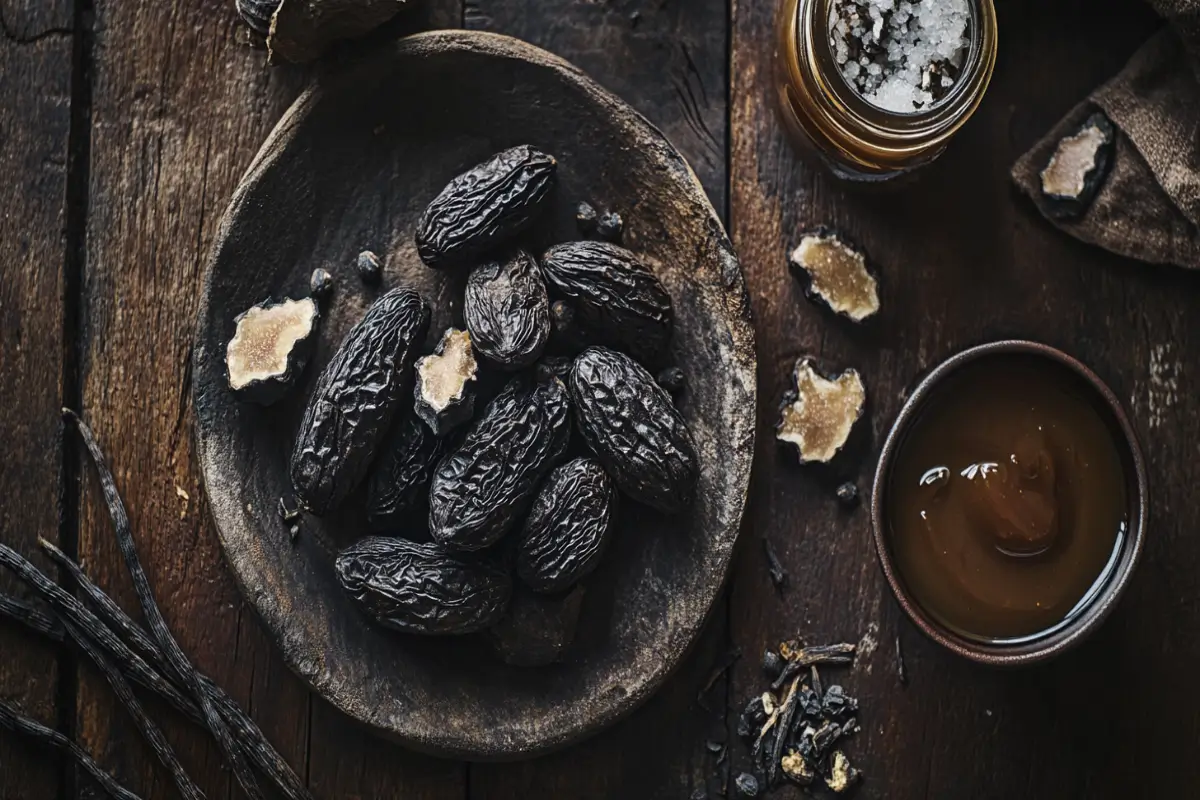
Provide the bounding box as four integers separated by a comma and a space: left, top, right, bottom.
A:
466, 1, 731, 796
729, 0, 1197, 797
0, 0, 74, 797
74, 1, 463, 797
466, 0, 728, 214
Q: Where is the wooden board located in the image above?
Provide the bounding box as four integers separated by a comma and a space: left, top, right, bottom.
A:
0, 0, 74, 797
7, 0, 1200, 796
728, 0, 1200, 796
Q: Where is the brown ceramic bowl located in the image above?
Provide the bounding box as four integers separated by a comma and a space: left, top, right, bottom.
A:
870, 340, 1148, 666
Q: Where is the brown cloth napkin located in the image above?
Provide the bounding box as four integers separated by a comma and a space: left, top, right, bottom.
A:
1012, 2, 1200, 269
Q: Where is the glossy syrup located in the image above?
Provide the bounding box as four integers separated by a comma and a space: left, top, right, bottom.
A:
887, 356, 1128, 641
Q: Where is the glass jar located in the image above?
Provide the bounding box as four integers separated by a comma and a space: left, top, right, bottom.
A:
776, 0, 998, 181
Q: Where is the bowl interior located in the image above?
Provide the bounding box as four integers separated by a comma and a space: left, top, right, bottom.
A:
871, 341, 1147, 665
192, 32, 755, 758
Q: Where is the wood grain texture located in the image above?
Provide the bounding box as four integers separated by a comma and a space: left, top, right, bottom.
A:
0, 0, 73, 797
72, 0, 461, 798
466, 0, 729, 215
465, 0, 733, 794
728, 0, 1199, 797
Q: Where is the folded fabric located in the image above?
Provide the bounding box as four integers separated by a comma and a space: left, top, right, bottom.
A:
1012, 16, 1200, 270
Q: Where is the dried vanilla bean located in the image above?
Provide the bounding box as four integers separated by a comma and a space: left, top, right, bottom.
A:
0, 593, 61, 641
0, 542, 196, 717
62, 617, 205, 800
37, 539, 313, 800
0, 698, 142, 800
66, 410, 264, 800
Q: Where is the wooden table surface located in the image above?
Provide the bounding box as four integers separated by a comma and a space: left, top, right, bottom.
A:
3, 0, 1198, 797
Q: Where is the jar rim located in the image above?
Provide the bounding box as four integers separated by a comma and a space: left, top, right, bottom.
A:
780, 0, 998, 171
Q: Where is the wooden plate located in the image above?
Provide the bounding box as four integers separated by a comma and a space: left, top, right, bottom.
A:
192, 30, 755, 760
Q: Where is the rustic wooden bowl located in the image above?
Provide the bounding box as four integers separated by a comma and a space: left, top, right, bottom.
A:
192, 30, 755, 759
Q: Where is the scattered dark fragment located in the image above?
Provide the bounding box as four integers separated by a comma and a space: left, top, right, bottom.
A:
417, 145, 557, 269
550, 299, 576, 335
33, 539, 313, 800
541, 241, 673, 365
823, 685, 856, 717
365, 413, 448, 530
569, 347, 698, 513
309, 267, 334, 298
826, 750, 861, 794
336, 537, 512, 635
762, 537, 788, 590
236, 0, 280, 36
737, 695, 767, 740
1039, 110, 1116, 221
356, 250, 382, 284
65, 411, 266, 800
290, 288, 430, 515
0, 698, 142, 800
629, 9, 641, 26
596, 210, 624, 242
429, 373, 571, 551
734, 772, 760, 797
798, 686, 823, 718
488, 585, 584, 666
225, 296, 319, 406
62, 617, 204, 800
690, 791, 706, 800
788, 228, 879, 323
895, 632, 909, 686
841, 717, 860, 737
414, 328, 479, 436
706, 739, 725, 755
278, 495, 303, 525
575, 201, 599, 233
777, 358, 866, 465
836, 481, 860, 508
516, 458, 617, 593
267, 0, 404, 63
464, 250, 550, 370
761, 649, 784, 680
546, 299, 591, 356
656, 365, 686, 396
810, 666, 823, 700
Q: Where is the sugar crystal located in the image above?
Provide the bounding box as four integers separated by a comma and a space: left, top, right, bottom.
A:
828, 0, 971, 113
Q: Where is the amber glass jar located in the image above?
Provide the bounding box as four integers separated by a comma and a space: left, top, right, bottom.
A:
776, 0, 998, 181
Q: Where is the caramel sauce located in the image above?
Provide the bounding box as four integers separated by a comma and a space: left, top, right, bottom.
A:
886, 356, 1128, 641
